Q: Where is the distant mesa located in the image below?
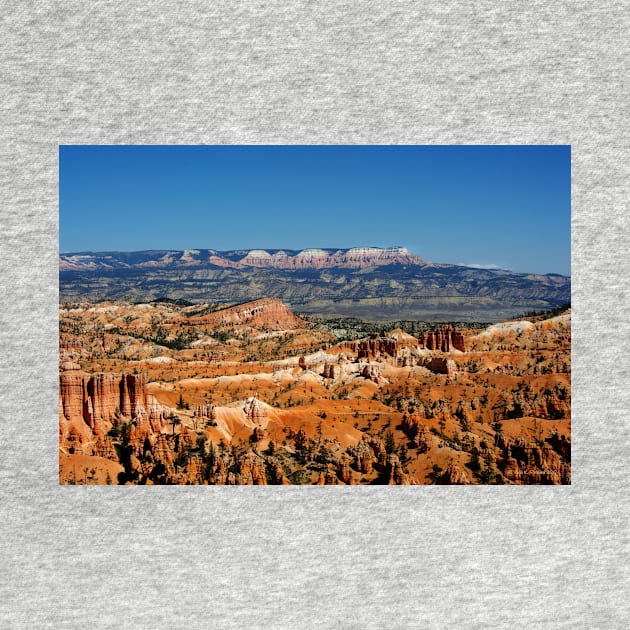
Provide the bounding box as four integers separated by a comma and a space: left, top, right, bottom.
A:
235, 246, 421, 269
243, 250, 271, 258
295, 248, 329, 257
347, 247, 381, 254
233, 247, 406, 269
59, 246, 422, 272
59, 246, 570, 321
241, 250, 273, 266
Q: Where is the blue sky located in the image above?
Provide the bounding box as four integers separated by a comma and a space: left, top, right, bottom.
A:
59, 145, 570, 275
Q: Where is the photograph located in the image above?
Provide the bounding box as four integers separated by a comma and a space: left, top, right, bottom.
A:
59, 144, 571, 485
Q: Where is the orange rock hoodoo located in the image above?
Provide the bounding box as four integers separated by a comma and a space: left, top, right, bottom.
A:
361, 364, 383, 384
59, 362, 169, 442
339, 327, 465, 365
194, 404, 217, 421
419, 326, 466, 352
438, 464, 470, 485
495, 434, 570, 484
340, 335, 398, 361
243, 394, 267, 424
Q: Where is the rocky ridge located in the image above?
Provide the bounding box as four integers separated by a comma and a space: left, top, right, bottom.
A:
60, 246, 421, 272
60, 248, 570, 322
182, 297, 305, 330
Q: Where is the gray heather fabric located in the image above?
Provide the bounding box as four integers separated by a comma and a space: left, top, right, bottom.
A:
1, 2, 628, 628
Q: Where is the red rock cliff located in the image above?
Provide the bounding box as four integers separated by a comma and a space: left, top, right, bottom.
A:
59, 362, 87, 424
60, 363, 166, 436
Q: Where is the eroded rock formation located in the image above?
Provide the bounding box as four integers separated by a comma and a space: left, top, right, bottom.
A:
423, 357, 457, 377
419, 326, 466, 352
267, 459, 290, 485
59, 362, 169, 450
236, 451, 267, 485
59, 362, 85, 424
184, 297, 305, 330
347, 435, 379, 474
243, 394, 267, 424
438, 463, 470, 485
239, 246, 422, 269
194, 404, 217, 424
361, 363, 383, 384
496, 434, 570, 484
340, 335, 398, 361
401, 415, 433, 453
337, 461, 355, 485
384, 454, 412, 485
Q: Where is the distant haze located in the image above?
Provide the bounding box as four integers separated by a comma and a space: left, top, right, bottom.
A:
60, 145, 571, 276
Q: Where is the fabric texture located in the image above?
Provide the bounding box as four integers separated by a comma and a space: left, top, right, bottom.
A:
1, 2, 628, 627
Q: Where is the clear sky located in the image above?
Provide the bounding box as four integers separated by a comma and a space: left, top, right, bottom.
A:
59, 145, 570, 275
